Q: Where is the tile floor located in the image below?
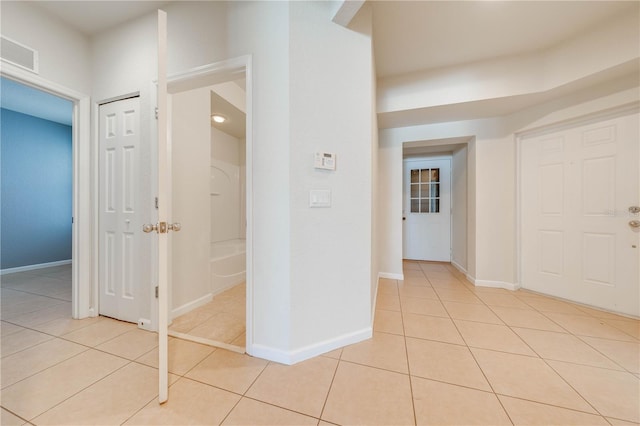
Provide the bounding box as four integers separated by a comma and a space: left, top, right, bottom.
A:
1, 262, 639, 425
169, 283, 245, 349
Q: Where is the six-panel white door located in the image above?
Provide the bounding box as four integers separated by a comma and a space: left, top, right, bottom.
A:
403, 158, 451, 261
98, 97, 142, 323
521, 112, 640, 316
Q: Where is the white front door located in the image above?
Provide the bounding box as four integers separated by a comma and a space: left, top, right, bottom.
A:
98, 97, 142, 323
403, 158, 451, 261
521, 112, 640, 316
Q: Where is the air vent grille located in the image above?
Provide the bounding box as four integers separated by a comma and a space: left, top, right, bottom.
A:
1, 36, 39, 74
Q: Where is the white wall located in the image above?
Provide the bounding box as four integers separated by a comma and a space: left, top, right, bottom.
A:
378, 81, 640, 288
171, 86, 212, 310
1, 1, 91, 95
288, 1, 374, 353
211, 126, 242, 243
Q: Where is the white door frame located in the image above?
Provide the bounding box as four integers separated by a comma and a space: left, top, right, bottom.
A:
156, 55, 255, 355
515, 102, 640, 291
1, 63, 92, 319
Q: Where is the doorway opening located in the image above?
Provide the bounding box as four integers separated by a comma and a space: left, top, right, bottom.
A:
162, 57, 253, 355
0, 72, 90, 322
401, 137, 472, 276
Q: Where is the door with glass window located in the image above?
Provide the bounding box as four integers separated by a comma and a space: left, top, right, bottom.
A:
402, 158, 451, 261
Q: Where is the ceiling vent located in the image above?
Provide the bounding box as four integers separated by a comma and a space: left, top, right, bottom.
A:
1, 36, 39, 74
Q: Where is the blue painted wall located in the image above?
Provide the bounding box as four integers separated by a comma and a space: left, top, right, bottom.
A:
1, 108, 72, 269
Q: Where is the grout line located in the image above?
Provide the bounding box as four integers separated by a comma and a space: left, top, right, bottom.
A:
397, 287, 418, 426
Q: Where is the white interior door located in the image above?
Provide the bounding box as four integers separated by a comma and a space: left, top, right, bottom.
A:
521, 112, 640, 316
403, 158, 451, 261
98, 97, 142, 323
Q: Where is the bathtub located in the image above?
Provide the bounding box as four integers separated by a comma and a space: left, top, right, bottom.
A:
210, 239, 246, 294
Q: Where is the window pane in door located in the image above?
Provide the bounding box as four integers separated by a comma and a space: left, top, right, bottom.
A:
411, 199, 420, 213
411, 184, 420, 198
411, 169, 420, 183
431, 199, 440, 213
431, 183, 440, 197
421, 169, 430, 183
421, 199, 430, 213
431, 169, 440, 182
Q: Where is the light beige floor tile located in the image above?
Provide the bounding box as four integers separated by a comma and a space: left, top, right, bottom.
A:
499, 395, 610, 425
168, 307, 215, 334
429, 279, 469, 290
6, 302, 71, 327
580, 336, 640, 374
0, 328, 54, 358
322, 348, 342, 359
547, 360, 640, 423
31, 316, 105, 336
322, 361, 414, 426
513, 327, 624, 370
246, 356, 337, 417
402, 275, 431, 286
185, 349, 268, 394
412, 376, 511, 425
32, 362, 159, 425
378, 278, 398, 295
434, 288, 483, 304
443, 301, 504, 324
425, 270, 460, 281
476, 293, 532, 309
0, 321, 25, 337
575, 306, 633, 321
471, 348, 595, 413
403, 313, 464, 344
231, 332, 246, 347
222, 397, 318, 425
406, 337, 491, 391
1, 349, 128, 420
403, 260, 422, 271
376, 293, 401, 311
1, 338, 87, 388
124, 377, 240, 425
62, 317, 136, 346
341, 331, 408, 374
397, 284, 438, 299
95, 328, 158, 360
523, 297, 590, 315
1, 408, 26, 426
602, 318, 640, 340
490, 306, 566, 332
187, 311, 245, 343
373, 309, 404, 335
419, 262, 449, 273
136, 337, 214, 376
455, 320, 536, 356
544, 313, 637, 341
606, 417, 640, 425
1, 297, 66, 319
400, 296, 448, 317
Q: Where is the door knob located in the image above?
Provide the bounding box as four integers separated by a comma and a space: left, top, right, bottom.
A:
143, 223, 157, 233
168, 222, 181, 232
629, 220, 640, 228
629, 206, 640, 214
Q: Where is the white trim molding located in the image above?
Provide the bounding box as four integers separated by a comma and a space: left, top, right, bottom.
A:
379, 271, 404, 280
474, 279, 521, 291
251, 327, 372, 365
1, 259, 71, 275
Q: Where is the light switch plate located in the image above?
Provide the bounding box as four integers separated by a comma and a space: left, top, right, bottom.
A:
309, 189, 331, 207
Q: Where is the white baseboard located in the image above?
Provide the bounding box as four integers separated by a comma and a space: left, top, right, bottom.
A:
1, 259, 72, 275
171, 293, 213, 320
474, 279, 521, 291
379, 272, 404, 280
251, 327, 373, 365
450, 260, 467, 276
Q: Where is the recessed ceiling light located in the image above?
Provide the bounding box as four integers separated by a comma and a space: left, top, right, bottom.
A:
211, 114, 227, 123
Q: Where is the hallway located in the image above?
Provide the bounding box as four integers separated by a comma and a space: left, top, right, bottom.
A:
1, 262, 638, 425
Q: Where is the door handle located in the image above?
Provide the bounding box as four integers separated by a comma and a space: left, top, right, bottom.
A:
142, 222, 181, 233
629, 220, 640, 228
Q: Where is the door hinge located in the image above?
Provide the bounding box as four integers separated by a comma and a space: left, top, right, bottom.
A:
155, 107, 158, 119
155, 286, 159, 298
155, 197, 159, 209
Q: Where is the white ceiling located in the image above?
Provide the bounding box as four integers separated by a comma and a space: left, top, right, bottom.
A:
33, 1, 171, 36
372, 1, 636, 78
